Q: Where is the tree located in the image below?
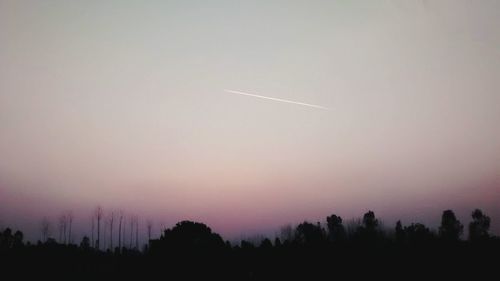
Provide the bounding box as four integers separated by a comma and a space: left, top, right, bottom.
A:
469, 209, 490, 241
153, 221, 225, 253
41, 218, 51, 243
13, 230, 24, 248
135, 217, 139, 250
122, 216, 127, 249
279, 224, 294, 242
294, 221, 325, 245
118, 211, 124, 251
395, 220, 405, 242
80, 236, 90, 249
109, 212, 115, 250
260, 238, 273, 249
129, 216, 134, 249
59, 214, 67, 244
326, 214, 346, 242
91, 214, 95, 248
147, 220, 153, 242
274, 237, 282, 247
439, 210, 463, 241
95, 206, 103, 250
67, 211, 74, 244
103, 218, 108, 250
362, 211, 379, 231
356, 211, 380, 242
404, 223, 433, 244
1, 228, 13, 248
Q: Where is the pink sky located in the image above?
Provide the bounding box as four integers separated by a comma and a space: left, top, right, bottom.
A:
1, 0, 499, 242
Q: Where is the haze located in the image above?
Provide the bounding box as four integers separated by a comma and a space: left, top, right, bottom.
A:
1, 0, 499, 242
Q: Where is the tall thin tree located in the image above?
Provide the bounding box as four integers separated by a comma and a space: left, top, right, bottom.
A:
91, 215, 95, 248
95, 206, 103, 250
129, 216, 134, 249
109, 212, 115, 250
41, 217, 51, 242
59, 214, 67, 244
135, 217, 139, 250
67, 211, 74, 244
118, 211, 123, 252
147, 220, 153, 242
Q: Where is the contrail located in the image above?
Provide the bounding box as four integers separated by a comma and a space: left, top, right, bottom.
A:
224, 89, 329, 110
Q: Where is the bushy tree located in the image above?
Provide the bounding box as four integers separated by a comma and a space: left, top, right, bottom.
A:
356, 211, 380, 242
154, 221, 225, 252
469, 209, 490, 241
405, 223, 434, 244
295, 222, 325, 245
80, 236, 91, 249
326, 214, 346, 242
439, 210, 463, 241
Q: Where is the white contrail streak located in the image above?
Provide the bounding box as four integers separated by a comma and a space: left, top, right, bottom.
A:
224, 89, 329, 110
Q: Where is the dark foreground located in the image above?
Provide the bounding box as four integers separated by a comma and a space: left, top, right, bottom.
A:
1, 210, 499, 279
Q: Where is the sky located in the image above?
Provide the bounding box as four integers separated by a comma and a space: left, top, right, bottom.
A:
1, 0, 499, 243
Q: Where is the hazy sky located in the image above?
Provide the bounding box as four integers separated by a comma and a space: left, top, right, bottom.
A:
1, 0, 499, 242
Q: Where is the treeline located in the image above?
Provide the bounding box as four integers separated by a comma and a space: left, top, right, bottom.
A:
32, 206, 156, 252
1, 208, 499, 279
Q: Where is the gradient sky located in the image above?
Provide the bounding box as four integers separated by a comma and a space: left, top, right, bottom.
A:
1, 0, 499, 242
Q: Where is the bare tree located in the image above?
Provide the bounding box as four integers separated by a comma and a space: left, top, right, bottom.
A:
118, 211, 124, 251
135, 216, 139, 250
122, 215, 126, 249
160, 221, 165, 237
58, 216, 63, 243
91, 214, 95, 248
95, 206, 103, 250
41, 217, 51, 242
129, 216, 134, 249
109, 211, 115, 250
147, 220, 153, 242
67, 211, 74, 244
103, 219, 108, 250
280, 224, 294, 242
59, 214, 67, 244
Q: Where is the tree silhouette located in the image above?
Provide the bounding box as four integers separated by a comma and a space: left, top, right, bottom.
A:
109, 211, 115, 250
279, 224, 294, 242
147, 220, 153, 242
154, 221, 225, 252
80, 236, 90, 249
294, 221, 325, 245
135, 217, 139, 250
362, 211, 379, 231
118, 211, 124, 252
95, 206, 103, 250
67, 211, 74, 244
395, 220, 405, 242
326, 214, 346, 242
91, 214, 95, 248
404, 223, 434, 244
1, 228, 13, 249
13, 230, 24, 248
469, 209, 490, 242
438, 210, 463, 241
59, 214, 67, 244
260, 238, 273, 250
40, 217, 51, 243
1, 208, 500, 278
129, 216, 134, 249
356, 211, 380, 242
